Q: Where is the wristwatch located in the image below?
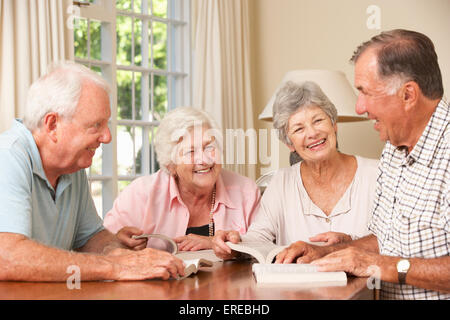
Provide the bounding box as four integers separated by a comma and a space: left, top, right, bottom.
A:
396, 259, 410, 285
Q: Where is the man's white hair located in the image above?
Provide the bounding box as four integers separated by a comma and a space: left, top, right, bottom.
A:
23, 61, 110, 131
154, 106, 222, 173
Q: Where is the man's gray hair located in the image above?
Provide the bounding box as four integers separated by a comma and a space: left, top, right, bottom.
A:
273, 81, 338, 146
24, 61, 110, 131
350, 29, 443, 99
154, 106, 222, 172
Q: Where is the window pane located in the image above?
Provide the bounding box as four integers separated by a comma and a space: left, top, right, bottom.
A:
134, 19, 142, 66
118, 180, 132, 192
117, 125, 134, 175
117, 69, 133, 120
74, 18, 88, 59
152, 21, 167, 70
153, 0, 167, 18
90, 147, 103, 175
134, 126, 144, 175
90, 65, 102, 75
116, 0, 132, 11
134, 72, 143, 120
153, 74, 167, 121
116, 15, 132, 65
134, 0, 143, 13
89, 180, 103, 218
90, 20, 102, 60
149, 127, 160, 172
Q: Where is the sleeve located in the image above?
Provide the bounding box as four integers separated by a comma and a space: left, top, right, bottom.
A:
243, 178, 261, 231
102, 178, 147, 234
72, 171, 105, 249
0, 147, 33, 236
241, 172, 282, 243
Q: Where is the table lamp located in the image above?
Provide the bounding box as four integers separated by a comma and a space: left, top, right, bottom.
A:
258, 69, 367, 122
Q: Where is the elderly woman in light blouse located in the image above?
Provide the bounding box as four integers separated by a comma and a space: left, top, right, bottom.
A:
213, 81, 379, 262
103, 107, 260, 252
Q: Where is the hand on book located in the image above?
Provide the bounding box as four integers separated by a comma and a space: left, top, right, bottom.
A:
212, 230, 241, 260
309, 232, 353, 245
174, 234, 213, 251
116, 226, 148, 250
274, 241, 329, 264
105, 247, 186, 280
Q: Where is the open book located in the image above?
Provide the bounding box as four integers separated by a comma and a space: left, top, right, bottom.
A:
132, 233, 220, 279
226, 240, 328, 264
252, 263, 347, 287
226, 241, 288, 263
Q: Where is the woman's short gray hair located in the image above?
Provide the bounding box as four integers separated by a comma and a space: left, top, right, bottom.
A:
154, 107, 222, 172
272, 81, 338, 145
24, 61, 110, 131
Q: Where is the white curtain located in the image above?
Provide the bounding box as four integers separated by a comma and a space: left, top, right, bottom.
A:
192, 0, 256, 180
0, 0, 73, 133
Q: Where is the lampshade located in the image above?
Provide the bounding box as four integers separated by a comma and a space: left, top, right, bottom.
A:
259, 70, 367, 122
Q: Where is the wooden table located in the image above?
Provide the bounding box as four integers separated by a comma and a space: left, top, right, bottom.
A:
0, 260, 373, 300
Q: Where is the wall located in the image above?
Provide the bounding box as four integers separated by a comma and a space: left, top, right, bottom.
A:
248, 0, 450, 175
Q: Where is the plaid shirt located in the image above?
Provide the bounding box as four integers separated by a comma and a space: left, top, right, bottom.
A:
368, 98, 450, 300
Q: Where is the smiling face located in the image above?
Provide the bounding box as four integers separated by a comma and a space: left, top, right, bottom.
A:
170, 125, 222, 193
286, 105, 338, 163
56, 82, 111, 173
354, 48, 408, 144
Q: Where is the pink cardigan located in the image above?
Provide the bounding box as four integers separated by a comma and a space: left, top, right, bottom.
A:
103, 169, 260, 249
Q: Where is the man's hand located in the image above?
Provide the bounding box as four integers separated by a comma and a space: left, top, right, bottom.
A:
309, 231, 353, 245
274, 241, 330, 264
106, 247, 186, 280
116, 226, 148, 250
174, 234, 213, 251
311, 246, 383, 277
211, 230, 241, 260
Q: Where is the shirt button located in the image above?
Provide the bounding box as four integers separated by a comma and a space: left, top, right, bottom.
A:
326, 218, 331, 223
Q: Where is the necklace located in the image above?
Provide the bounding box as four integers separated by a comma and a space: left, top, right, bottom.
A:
208, 185, 216, 237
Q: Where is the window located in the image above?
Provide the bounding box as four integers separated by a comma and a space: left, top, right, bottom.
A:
73, 0, 191, 217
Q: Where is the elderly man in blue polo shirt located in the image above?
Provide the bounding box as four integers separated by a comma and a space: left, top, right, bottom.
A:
0, 62, 184, 281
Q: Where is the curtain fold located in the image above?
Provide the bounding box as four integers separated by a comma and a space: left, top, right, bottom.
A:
192, 0, 256, 180
0, 0, 73, 133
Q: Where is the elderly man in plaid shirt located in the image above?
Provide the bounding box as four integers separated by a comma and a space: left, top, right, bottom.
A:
275, 29, 449, 300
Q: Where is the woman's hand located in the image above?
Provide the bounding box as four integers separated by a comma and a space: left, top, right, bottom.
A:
174, 234, 213, 251
211, 230, 241, 260
116, 226, 148, 250
309, 231, 353, 245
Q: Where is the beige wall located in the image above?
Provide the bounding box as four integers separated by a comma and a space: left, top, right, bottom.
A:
249, 0, 450, 176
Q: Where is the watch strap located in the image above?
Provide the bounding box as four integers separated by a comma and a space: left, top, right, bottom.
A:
398, 271, 407, 285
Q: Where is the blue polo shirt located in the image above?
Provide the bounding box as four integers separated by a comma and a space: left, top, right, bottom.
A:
0, 120, 104, 250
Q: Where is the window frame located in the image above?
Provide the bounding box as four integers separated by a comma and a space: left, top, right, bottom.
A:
73, 0, 191, 217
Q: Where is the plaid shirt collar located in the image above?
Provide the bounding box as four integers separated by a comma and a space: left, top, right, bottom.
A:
392, 98, 449, 167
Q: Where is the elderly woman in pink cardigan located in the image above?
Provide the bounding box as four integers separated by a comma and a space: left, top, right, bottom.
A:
103, 107, 260, 252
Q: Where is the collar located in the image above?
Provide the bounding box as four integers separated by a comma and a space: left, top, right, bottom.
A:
168, 171, 237, 212
399, 99, 449, 167
297, 161, 354, 219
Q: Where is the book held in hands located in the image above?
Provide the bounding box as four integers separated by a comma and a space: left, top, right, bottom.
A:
225, 240, 347, 286
132, 233, 221, 279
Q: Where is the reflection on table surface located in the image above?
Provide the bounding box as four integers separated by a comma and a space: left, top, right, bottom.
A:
0, 260, 373, 300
